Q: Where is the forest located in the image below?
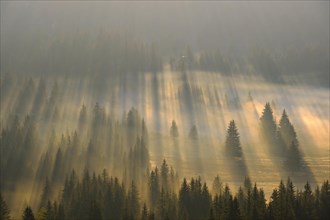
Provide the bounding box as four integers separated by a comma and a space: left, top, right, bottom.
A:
1, 1, 329, 220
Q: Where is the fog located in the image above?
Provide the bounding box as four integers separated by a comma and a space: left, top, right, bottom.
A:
2, 1, 328, 56
0, 1, 329, 219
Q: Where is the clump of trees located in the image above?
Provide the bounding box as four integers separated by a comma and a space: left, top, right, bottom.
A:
2, 170, 329, 220
0, 77, 326, 220
259, 103, 303, 171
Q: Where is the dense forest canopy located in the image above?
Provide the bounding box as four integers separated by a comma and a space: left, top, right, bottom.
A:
0, 1, 329, 219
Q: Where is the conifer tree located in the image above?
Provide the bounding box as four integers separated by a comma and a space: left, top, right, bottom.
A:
149, 169, 160, 209
39, 177, 50, 209
188, 125, 198, 140
128, 181, 140, 218
260, 103, 280, 155
179, 178, 189, 217
141, 203, 148, 220
170, 120, 179, 138
279, 110, 298, 147
301, 182, 315, 220
0, 193, 11, 220
319, 180, 330, 220
161, 160, 169, 191
22, 206, 35, 220
212, 175, 223, 195
79, 104, 87, 126
52, 148, 63, 184
225, 120, 242, 157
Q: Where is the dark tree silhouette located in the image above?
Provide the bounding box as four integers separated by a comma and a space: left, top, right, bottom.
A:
52, 148, 63, 184
161, 160, 169, 192
14, 168, 330, 220
39, 177, 51, 209
278, 110, 302, 171
278, 109, 298, 148
141, 203, 148, 220
170, 120, 179, 138
79, 104, 87, 126
188, 125, 198, 140
0, 193, 11, 220
260, 103, 282, 155
22, 206, 35, 220
225, 120, 242, 157
149, 168, 160, 210
212, 175, 223, 195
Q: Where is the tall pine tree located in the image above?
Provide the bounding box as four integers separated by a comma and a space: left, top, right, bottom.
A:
260, 103, 281, 155
225, 120, 242, 157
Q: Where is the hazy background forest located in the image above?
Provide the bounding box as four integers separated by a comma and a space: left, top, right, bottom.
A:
0, 1, 329, 219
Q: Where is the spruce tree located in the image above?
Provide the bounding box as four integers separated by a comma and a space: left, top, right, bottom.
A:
225, 120, 242, 157
188, 125, 198, 140
279, 110, 302, 171
260, 103, 279, 155
170, 120, 179, 138
161, 160, 169, 191
79, 104, 87, 126
301, 182, 315, 220
22, 206, 35, 220
179, 178, 189, 217
320, 180, 330, 220
39, 177, 50, 209
0, 193, 10, 220
279, 109, 298, 148
212, 175, 223, 195
141, 203, 148, 220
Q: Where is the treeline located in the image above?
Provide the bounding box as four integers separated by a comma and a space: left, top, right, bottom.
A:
169, 47, 231, 74
4, 27, 328, 87
169, 46, 329, 86
3, 31, 162, 76
1, 169, 329, 220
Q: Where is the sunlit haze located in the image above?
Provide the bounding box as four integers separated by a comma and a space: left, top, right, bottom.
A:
1, 1, 329, 219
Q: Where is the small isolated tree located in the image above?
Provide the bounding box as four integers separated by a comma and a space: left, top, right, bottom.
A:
79, 104, 87, 125
225, 120, 242, 157
188, 125, 198, 139
170, 120, 179, 138
22, 206, 35, 220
